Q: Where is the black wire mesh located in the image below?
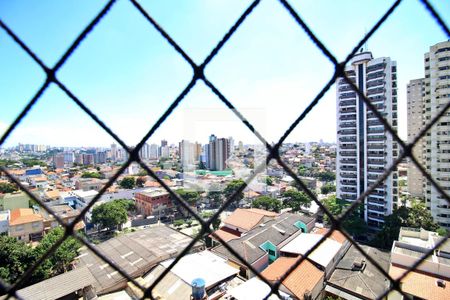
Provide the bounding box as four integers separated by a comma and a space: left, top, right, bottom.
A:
0, 0, 448, 299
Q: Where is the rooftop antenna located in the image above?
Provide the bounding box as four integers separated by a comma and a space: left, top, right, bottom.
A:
364, 27, 369, 51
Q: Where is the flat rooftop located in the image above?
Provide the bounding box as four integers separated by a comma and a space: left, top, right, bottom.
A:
327, 244, 391, 299
76, 225, 204, 293
136, 188, 169, 198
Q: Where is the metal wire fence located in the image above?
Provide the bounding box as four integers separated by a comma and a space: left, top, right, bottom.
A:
0, 0, 449, 299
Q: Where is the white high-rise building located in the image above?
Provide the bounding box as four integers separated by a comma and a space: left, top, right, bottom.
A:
423, 41, 450, 228
139, 143, 150, 160
336, 51, 399, 229
407, 78, 425, 198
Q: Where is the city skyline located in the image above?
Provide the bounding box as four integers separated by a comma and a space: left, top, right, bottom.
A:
1, 1, 449, 147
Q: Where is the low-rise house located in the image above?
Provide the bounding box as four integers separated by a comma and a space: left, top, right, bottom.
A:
225, 277, 290, 300
279, 233, 344, 278
212, 208, 279, 243
75, 178, 105, 191
387, 227, 450, 300
325, 244, 391, 299
129, 251, 239, 299
262, 257, 324, 300
37, 204, 84, 232
43, 189, 61, 202
135, 188, 171, 217
8, 208, 44, 242
212, 213, 315, 278
72, 190, 99, 209
28, 175, 48, 189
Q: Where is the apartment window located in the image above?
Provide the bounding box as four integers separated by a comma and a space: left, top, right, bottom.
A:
32, 222, 41, 229
15, 225, 24, 232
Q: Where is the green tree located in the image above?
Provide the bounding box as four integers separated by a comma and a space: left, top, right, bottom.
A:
176, 189, 201, 205
137, 169, 148, 176
252, 196, 282, 212
81, 171, 102, 179
321, 183, 336, 195
198, 160, 207, 170
317, 171, 335, 182
0, 182, 18, 193
282, 190, 311, 212
173, 219, 185, 227
208, 189, 223, 207
0, 159, 18, 167
297, 165, 309, 177
33, 227, 81, 275
91, 201, 128, 231
223, 179, 245, 205
321, 195, 367, 237
0, 235, 34, 284
113, 199, 135, 212
373, 200, 439, 249
21, 158, 46, 167
136, 176, 146, 188
119, 177, 135, 189
212, 216, 221, 230
265, 177, 274, 186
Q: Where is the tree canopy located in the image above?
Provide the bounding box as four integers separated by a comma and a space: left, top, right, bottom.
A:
21, 158, 47, 167
297, 166, 335, 182
252, 196, 282, 213
119, 177, 135, 189
135, 176, 146, 188
0, 182, 18, 194
321, 183, 336, 195
282, 190, 311, 212
223, 179, 245, 205
0, 227, 80, 287
321, 195, 367, 237
0, 235, 34, 284
175, 189, 201, 205
373, 201, 439, 249
81, 171, 103, 179
91, 200, 129, 231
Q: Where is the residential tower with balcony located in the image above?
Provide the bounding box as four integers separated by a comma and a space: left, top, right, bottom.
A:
336, 51, 399, 229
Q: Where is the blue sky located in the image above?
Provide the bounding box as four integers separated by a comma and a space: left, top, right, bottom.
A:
0, 0, 449, 147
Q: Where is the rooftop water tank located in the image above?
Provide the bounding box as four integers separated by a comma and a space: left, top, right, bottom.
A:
191, 278, 206, 300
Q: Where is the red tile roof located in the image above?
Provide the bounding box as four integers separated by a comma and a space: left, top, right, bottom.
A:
390, 265, 450, 300
262, 257, 324, 299
9, 208, 43, 226
224, 208, 277, 231
211, 227, 241, 242
315, 228, 348, 244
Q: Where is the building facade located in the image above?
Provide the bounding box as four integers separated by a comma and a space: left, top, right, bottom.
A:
135, 189, 172, 217
207, 135, 230, 171
423, 41, 450, 228
336, 51, 399, 229
407, 78, 425, 198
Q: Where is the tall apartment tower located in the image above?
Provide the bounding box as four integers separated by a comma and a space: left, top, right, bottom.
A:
207, 134, 230, 171
110, 143, 117, 162
407, 79, 425, 198
336, 51, 399, 229
423, 41, 450, 228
